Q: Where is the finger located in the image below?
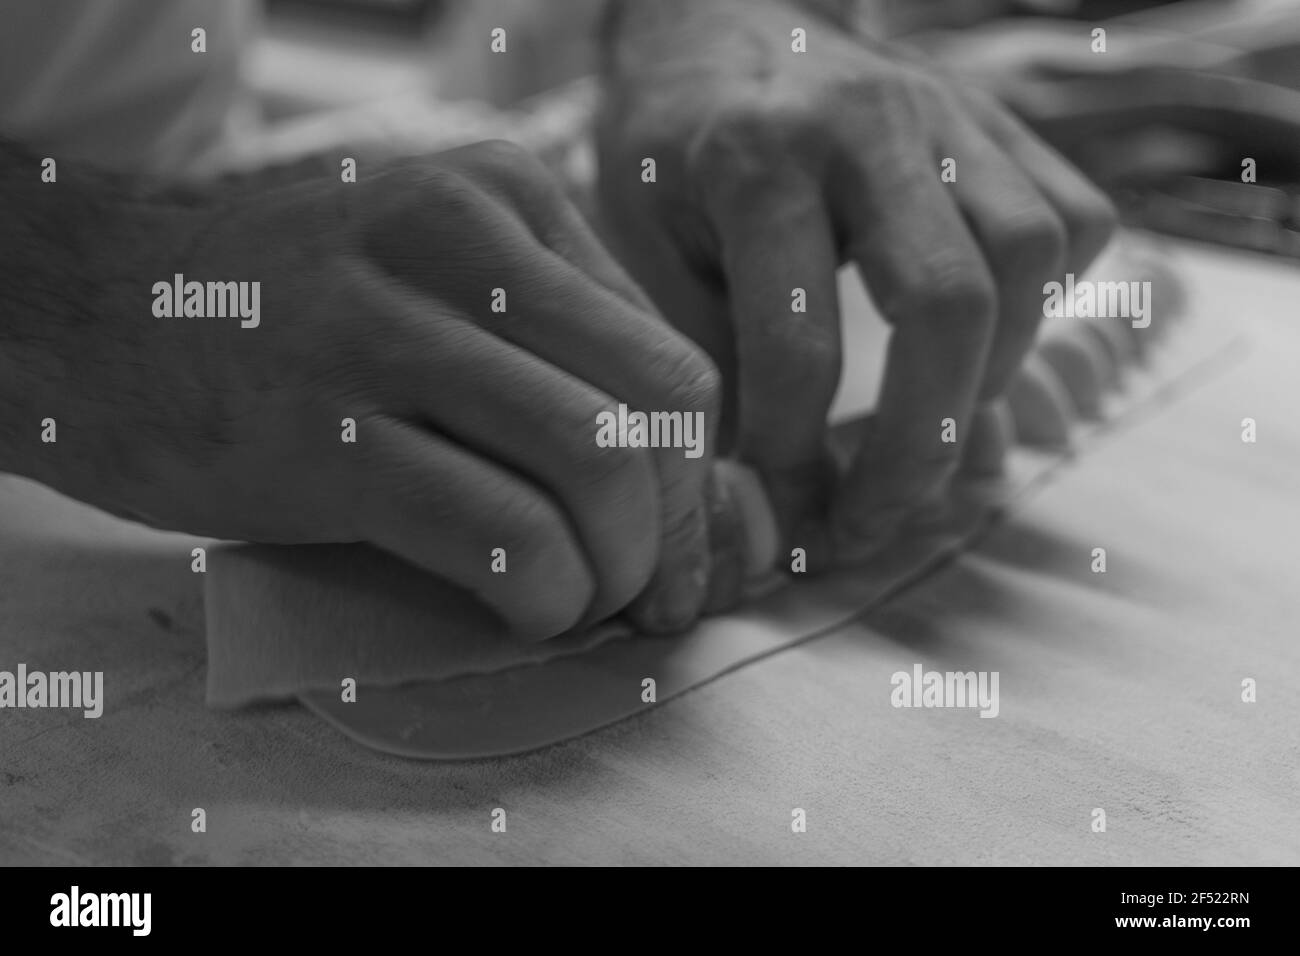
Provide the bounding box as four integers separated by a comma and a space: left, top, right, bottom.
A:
947, 119, 1068, 398
964, 91, 1118, 279
342, 261, 661, 623
960, 398, 1015, 479
1006, 352, 1075, 448
708, 177, 843, 546
1037, 322, 1109, 420
831, 154, 997, 557
438, 139, 660, 313
714, 459, 781, 579
357, 416, 594, 642
369, 181, 720, 630
593, 221, 777, 618
587, 216, 740, 447
701, 466, 746, 615
702, 460, 782, 614
514, 175, 661, 315
479, 251, 721, 633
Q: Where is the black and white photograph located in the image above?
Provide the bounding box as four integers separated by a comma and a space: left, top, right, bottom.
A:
0, 0, 1295, 905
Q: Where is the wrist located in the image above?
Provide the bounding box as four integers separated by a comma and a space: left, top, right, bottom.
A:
0, 145, 135, 485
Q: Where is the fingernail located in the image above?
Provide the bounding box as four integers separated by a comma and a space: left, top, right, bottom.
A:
831, 507, 905, 565
703, 468, 746, 614
713, 460, 780, 578
632, 504, 710, 634
642, 562, 707, 633
1006, 355, 1075, 448
703, 545, 745, 615
960, 401, 1012, 478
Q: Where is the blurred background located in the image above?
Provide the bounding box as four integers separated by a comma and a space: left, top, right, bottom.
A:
239, 0, 1300, 258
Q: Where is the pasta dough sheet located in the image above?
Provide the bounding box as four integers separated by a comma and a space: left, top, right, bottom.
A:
2, 240, 1288, 864
205, 243, 1240, 758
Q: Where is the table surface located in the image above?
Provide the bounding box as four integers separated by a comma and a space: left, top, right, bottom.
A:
1, 241, 1297, 866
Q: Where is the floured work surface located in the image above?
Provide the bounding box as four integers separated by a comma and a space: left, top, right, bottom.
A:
206, 236, 1234, 759
1, 241, 1296, 864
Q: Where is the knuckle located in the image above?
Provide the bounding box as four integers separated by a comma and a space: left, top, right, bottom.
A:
1065, 186, 1119, 262
992, 207, 1069, 277
747, 318, 839, 397
580, 416, 656, 489
457, 139, 558, 206
657, 346, 722, 419
778, 313, 840, 371
498, 493, 566, 558
690, 104, 788, 183
468, 138, 536, 174
876, 70, 947, 120
891, 261, 998, 335
378, 156, 458, 194
371, 161, 481, 224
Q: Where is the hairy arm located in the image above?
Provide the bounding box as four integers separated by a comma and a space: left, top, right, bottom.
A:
0, 140, 220, 515
1, 134, 730, 634
0, 139, 112, 485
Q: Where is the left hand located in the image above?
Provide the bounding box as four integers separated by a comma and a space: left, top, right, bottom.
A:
595, 0, 1115, 577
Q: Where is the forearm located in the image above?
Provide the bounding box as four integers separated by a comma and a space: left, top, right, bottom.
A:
0, 140, 129, 483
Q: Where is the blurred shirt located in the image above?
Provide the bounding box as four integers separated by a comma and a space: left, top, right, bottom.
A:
0, 0, 255, 173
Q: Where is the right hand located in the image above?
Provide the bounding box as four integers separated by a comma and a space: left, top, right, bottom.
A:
44, 141, 720, 640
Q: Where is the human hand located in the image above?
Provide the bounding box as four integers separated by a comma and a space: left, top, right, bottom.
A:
596, 0, 1115, 569
23, 141, 721, 639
